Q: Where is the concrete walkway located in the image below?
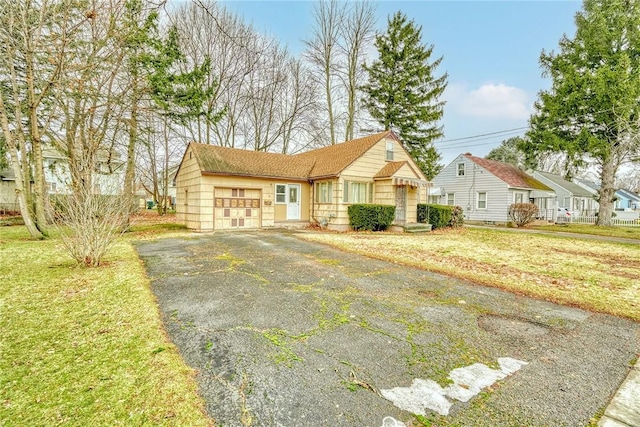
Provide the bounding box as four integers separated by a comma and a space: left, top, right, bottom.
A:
599, 360, 640, 427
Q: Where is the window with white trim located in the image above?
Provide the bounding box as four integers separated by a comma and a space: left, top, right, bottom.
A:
477, 192, 487, 209
343, 181, 373, 203
385, 141, 394, 161
457, 163, 465, 177
316, 181, 333, 203
446, 192, 455, 206
275, 184, 286, 204
514, 192, 524, 203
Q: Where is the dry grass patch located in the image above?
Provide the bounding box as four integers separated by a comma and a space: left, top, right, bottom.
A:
299, 228, 640, 321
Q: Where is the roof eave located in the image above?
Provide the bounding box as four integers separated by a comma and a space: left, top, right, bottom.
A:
201, 171, 308, 182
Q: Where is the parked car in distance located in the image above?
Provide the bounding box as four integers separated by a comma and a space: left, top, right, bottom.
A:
558, 207, 572, 217
557, 207, 573, 223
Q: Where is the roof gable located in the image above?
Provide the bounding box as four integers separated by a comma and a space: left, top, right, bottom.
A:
617, 188, 640, 202
464, 154, 552, 191
294, 131, 393, 178
535, 171, 593, 197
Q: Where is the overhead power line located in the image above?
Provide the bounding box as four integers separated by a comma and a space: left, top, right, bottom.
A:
434, 126, 528, 145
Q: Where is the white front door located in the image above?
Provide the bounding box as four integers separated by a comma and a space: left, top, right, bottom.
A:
287, 184, 300, 220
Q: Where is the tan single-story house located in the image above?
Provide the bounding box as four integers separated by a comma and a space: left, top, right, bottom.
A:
175, 131, 430, 231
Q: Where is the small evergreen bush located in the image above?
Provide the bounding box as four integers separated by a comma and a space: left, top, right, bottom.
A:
348, 204, 396, 231
417, 204, 464, 229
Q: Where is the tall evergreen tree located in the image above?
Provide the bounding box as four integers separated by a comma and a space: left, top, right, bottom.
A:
361, 11, 447, 179
486, 137, 527, 169
524, 0, 640, 226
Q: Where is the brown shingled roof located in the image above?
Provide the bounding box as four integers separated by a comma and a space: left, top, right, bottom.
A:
465, 154, 553, 191
191, 144, 314, 180
295, 131, 393, 178
374, 161, 408, 179
189, 131, 395, 181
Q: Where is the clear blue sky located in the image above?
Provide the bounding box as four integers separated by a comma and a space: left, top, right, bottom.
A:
219, 0, 583, 165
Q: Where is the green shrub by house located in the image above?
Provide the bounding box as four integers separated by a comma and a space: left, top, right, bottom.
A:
417, 204, 464, 229
348, 204, 396, 231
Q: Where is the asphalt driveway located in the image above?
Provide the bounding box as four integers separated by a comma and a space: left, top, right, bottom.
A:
135, 231, 639, 427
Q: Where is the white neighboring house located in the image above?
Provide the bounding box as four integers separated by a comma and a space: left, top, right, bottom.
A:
431, 153, 556, 224
531, 171, 598, 216
43, 147, 125, 196
0, 168, 19, 213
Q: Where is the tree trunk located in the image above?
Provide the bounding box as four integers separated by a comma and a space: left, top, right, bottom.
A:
596, 157, 617, 226
8, 145, 43, 239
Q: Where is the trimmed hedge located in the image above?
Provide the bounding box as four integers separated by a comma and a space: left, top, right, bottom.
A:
417, 204, 464, 229
348, 204, 396, 231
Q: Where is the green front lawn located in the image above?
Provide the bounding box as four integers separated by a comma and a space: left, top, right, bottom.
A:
0, 226, 211, 426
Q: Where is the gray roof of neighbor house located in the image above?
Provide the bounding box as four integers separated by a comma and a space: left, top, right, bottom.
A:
187, 131, 410, 181
535, 171, 593, 197
574, 178, 600, 192
464, 154, 553, 191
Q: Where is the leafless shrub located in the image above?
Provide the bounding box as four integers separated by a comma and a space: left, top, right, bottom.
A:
50, 186, 131, 267
508, 203, 539, 227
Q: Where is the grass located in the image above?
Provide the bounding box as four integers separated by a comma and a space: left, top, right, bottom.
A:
299, 227, 640, 322
0, 224, 212, 426
531, 223, 640, 239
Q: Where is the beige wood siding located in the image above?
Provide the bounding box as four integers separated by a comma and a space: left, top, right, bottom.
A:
175, 147, 204, 230
342, 137, 419, 178
374, 179, 394, 206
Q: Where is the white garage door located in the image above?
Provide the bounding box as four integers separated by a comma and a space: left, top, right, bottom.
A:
214, 188, 261, 230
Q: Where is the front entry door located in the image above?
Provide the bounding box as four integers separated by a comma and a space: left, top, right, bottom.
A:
287, 184, 300, 220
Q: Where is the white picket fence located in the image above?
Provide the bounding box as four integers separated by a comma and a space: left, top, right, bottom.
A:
556, 215, 640, 227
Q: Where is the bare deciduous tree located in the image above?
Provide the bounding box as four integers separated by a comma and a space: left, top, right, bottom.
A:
0, 0, 82, 238
304, 0, 343, 146
338, 1, 375, 141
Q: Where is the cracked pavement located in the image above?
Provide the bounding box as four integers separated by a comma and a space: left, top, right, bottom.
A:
135, 230, 640, 427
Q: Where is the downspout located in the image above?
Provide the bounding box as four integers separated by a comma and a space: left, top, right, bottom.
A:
309, 179, 315, 223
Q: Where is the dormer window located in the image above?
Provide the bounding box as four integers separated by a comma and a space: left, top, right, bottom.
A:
457, 163, 465, 177
386, 141, 394, 161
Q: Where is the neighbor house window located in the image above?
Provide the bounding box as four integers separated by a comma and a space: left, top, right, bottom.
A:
477, 192, 487, 209
446, 192, 455, 206
316, 181, 333, 203
46, 181, 57, 192
386, 141, 394, 161
275, 184, 286, 203
343, 180, 373, 203
457, 163, 465, 176
514, 192, 524, 203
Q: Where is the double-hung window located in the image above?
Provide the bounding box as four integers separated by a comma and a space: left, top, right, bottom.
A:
457, 163, 465, 177
477, 192, 487, 209
316, 181, 333, 203
446, 193, 455, 206
385, 141, 394, 161
343, 181, 373, 203
275, 184, 286, 203
514, 192, 524, 203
